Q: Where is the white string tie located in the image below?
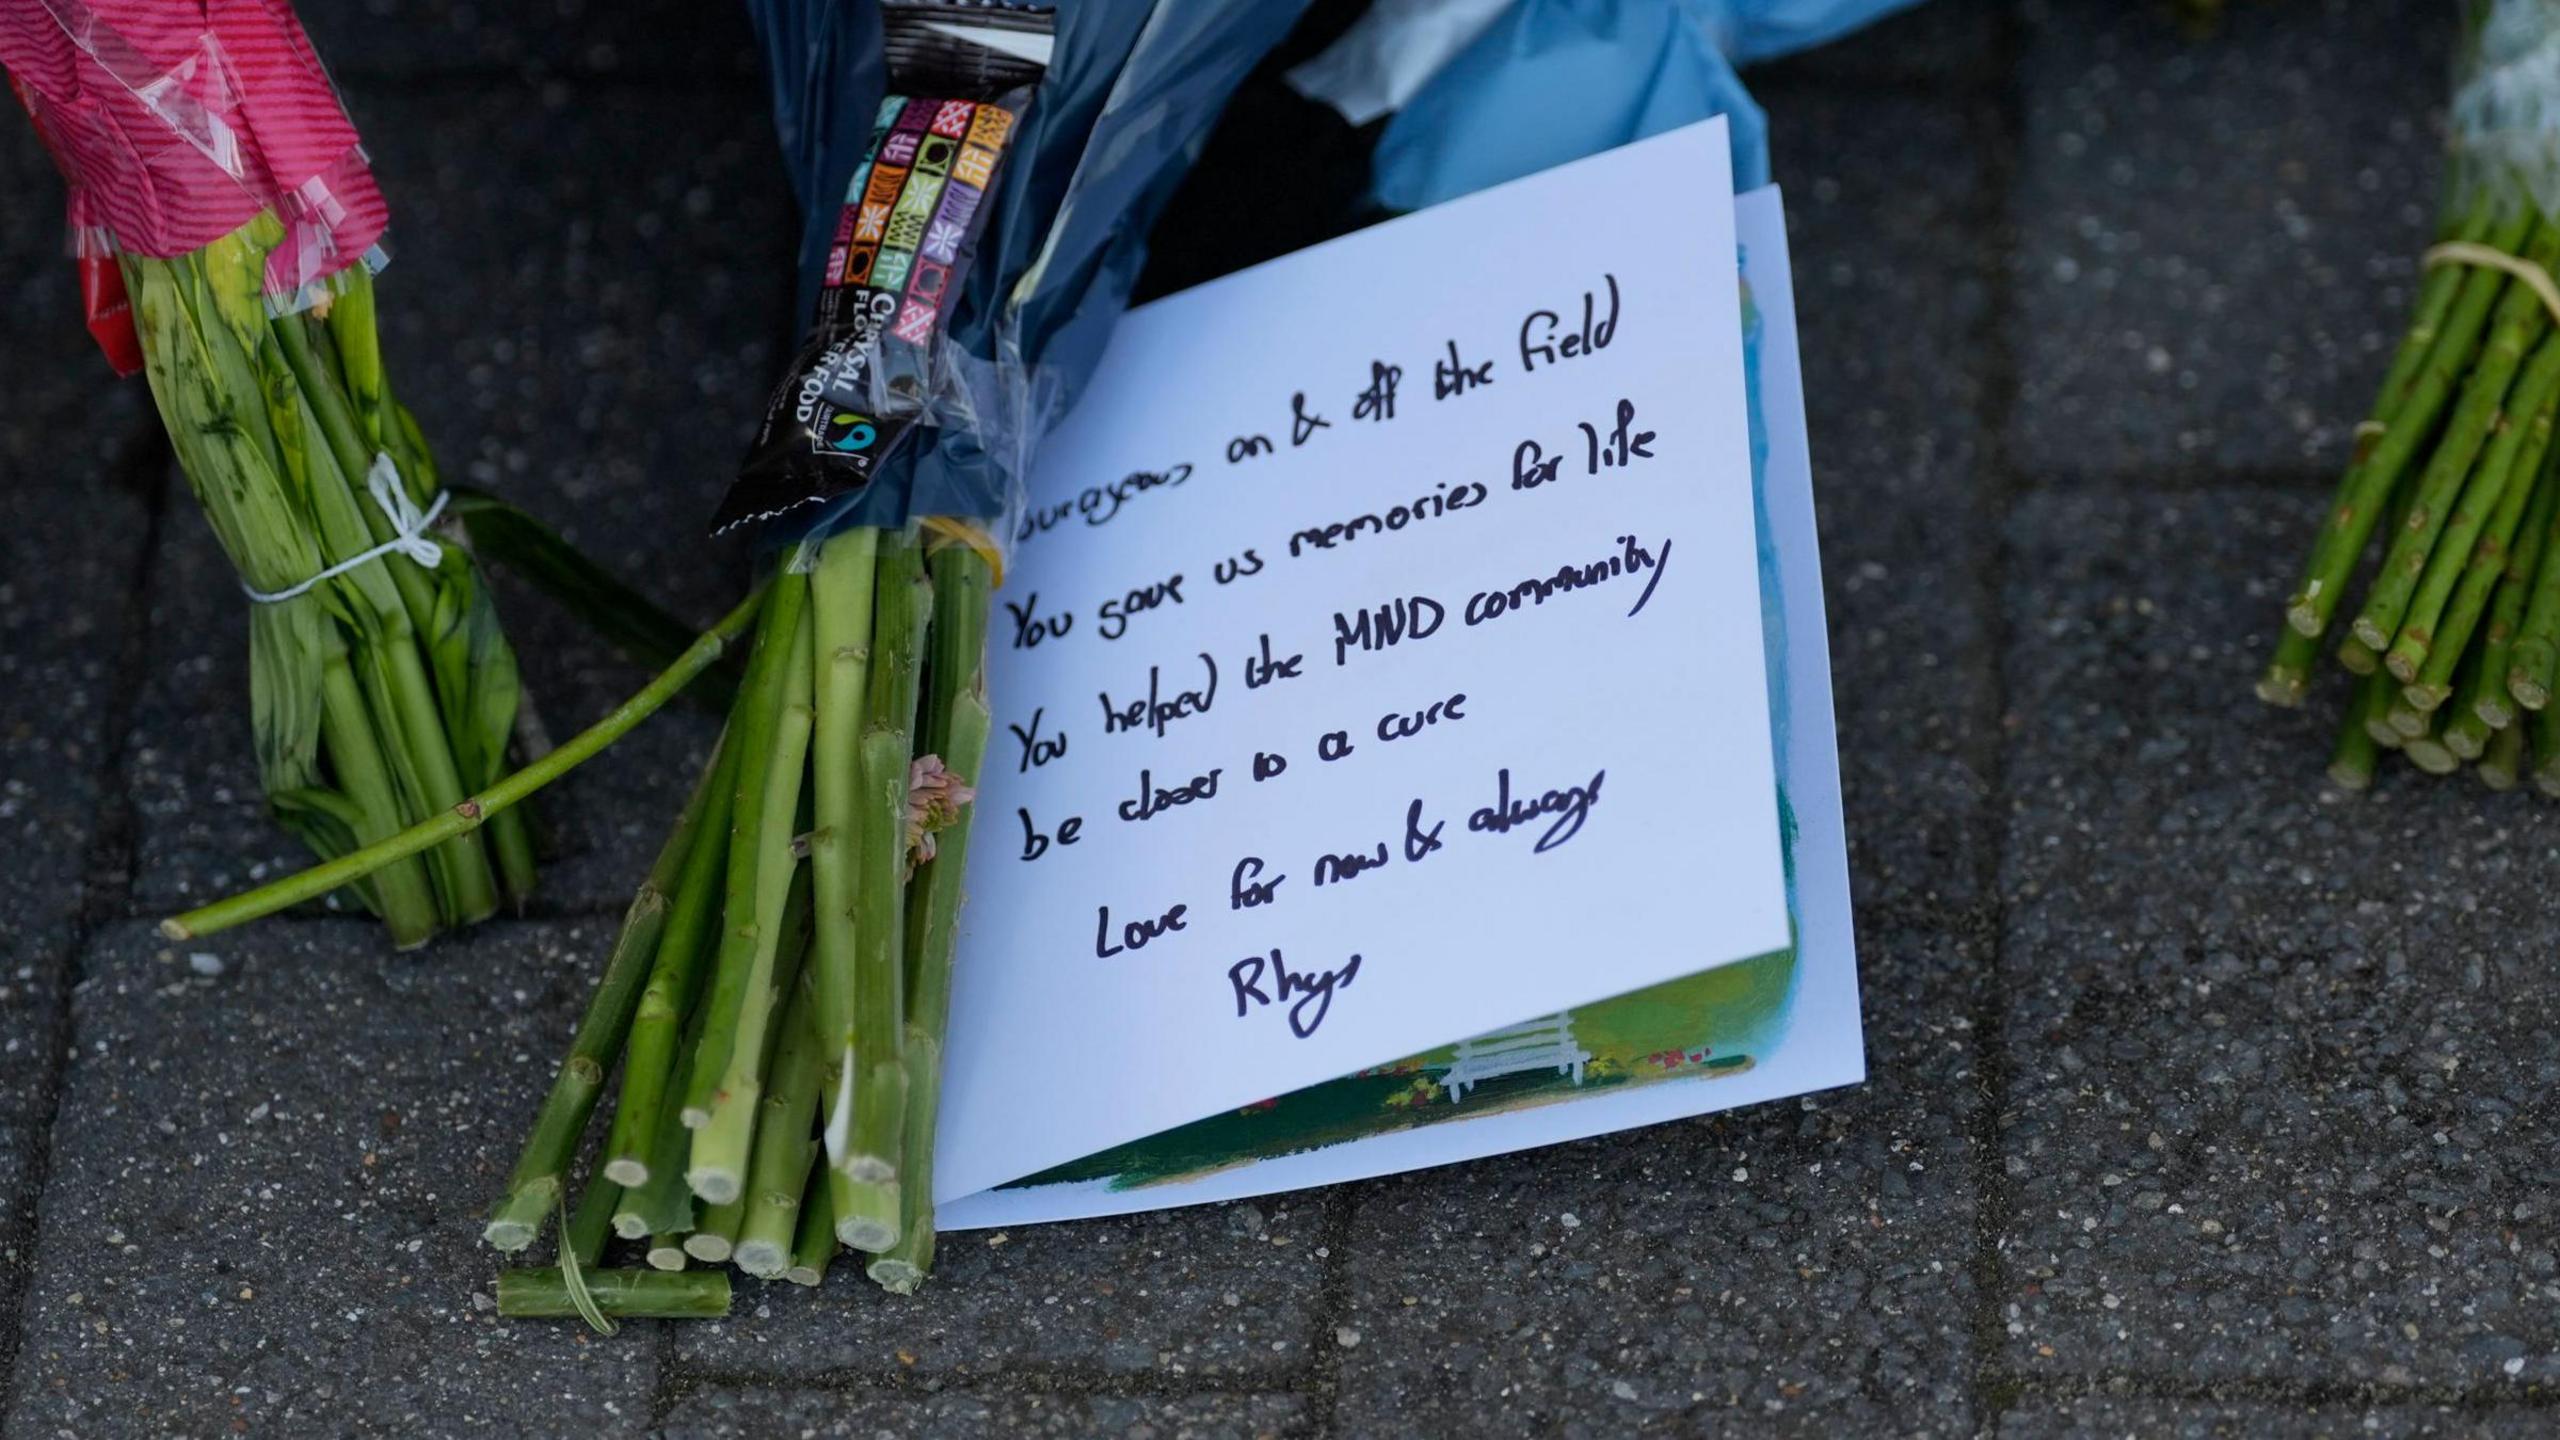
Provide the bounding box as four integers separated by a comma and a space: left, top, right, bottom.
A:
243, 454, 446, 604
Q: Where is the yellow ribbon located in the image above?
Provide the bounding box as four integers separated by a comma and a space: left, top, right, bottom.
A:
2425, 240, 2560, 327
2350, 243, 2560, 459
921, 516, 1006, 585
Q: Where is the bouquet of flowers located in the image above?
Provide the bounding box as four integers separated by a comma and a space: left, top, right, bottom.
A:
3, 0, 538, 944
481, 0, 1316, 1325
2262, 0, 2560, 794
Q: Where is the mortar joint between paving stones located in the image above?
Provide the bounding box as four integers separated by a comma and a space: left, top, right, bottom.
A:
652, 1195, 1358, 1417
648, 1320, 681, 1430
2010, 1370, 2560, 1414
1964, 3, 2033, 1431
0, 423, 173, 1411
656, 1361, 1318, 1406
2036, 463, 2350, 496
1298, 1184, 1358, 1431
652, 1203, 1355, 1415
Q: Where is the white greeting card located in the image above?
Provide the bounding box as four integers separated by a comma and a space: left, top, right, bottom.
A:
932, 119, 1859, 1223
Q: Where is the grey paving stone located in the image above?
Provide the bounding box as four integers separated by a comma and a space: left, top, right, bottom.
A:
125, 82, 791, 916
1330, 926, 1983, 1438
0, 123, 149, 1093
302, 0, 759, 81
1766, 85, 1997, 914
2000, 487, 2560, 1387
659, 1386, 1311, 1439
1747, 0, 2002, 86
1999, 1396, 2557, 1439
2002, 486, 2560, 966
3, 919, 655, 1437
671, 1196, 1328, 1381
2012, 0, 2452, 476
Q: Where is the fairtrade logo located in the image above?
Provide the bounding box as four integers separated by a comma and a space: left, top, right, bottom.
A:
827, 411, 878, 453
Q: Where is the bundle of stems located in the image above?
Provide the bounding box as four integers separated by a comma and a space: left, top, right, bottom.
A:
2263, 188, 2560, 799
127, 215, 539, 946
479, 521, 994, 1307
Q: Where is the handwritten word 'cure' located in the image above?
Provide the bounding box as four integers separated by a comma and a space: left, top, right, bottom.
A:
1376, 692, 1467, 743
1230, 948, 1363, 1039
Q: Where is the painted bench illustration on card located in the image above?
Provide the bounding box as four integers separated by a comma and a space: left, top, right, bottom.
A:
1439, 1014, 1593, 1103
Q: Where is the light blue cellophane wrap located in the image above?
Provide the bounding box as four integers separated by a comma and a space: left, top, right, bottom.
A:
1370, 0, 1925, 211
739, 0, 1312, 542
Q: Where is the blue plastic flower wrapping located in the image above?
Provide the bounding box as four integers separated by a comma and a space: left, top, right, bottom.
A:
722, 0, 1313, 547
1320, 0, 1926, 213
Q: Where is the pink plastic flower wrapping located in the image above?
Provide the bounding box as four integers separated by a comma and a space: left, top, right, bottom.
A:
1, 0, 389, 368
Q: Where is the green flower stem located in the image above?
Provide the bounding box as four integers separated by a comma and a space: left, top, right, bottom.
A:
2363, 686, 2410, 748
482, 732, 723, 1251
160, 585, 767, 942
314, 648, 442, 946
838, 529, 932, 1253
2329, 672, 2393, 791
485, 800, 541, 910
2405, 378, 2560, 712
2329, 487, 2413, 682
359, 638, 497, 919
273, 312, 499, 923
869, 546, 992, 1292
127, 234, 484, 946
807, 529, 879, 1232
2257, 622, 2320, 707
2464, 448, 2560, 728
2417, 394, 2555, 720
566, 1175, 621, 1271
2444, 706, 2496, 761
2387, 332, 2560, 688
2353, 221, 2560, 653
683, 1197, 745, 1264
2481, 718, 2526, 789
604, 734, 741, 1187
647, 1235, 690, 1272
2508, 452, 2560, 709
273, 310, 443, 645
733, 978, 827, 1278
786, 1165, 835, 1287
2404, 713, 2461, 775
2536, 704, 2560, 794
2287, 208, 2538, 638
681, 567, 812, 1130
496, 1268, 731, 1321
688, 599, 817, 1205
621, 1011, 710, 1241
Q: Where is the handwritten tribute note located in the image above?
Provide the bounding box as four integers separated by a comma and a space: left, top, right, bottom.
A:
936, 119, 1811, 1207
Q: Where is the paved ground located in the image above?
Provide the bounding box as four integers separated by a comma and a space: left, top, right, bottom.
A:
2, 0, 2553, 1435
